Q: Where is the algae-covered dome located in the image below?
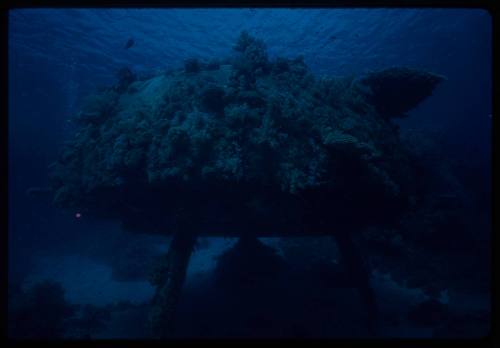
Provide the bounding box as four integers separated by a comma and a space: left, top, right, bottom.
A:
49, 32, 444, 236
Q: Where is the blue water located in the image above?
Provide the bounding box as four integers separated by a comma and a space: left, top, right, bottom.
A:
8, 8, 492, 339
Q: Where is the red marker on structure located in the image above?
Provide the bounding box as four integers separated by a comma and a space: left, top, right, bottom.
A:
75, 212, 82, 219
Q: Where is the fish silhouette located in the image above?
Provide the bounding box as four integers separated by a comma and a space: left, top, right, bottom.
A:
320, 35, 337, 48
124, 38, 134, 49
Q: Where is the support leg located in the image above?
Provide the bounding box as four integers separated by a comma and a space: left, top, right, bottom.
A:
334, 231, 379, 334
149, 232, 196, 338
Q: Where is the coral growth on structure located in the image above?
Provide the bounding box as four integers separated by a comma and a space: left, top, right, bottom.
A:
358, 67, 445, 119
49, 31, 444, 236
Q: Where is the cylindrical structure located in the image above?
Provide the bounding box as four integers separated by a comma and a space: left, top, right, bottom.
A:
149, 231, 196, 338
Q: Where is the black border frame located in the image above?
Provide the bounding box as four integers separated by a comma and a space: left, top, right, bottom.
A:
1, 0, 496, 346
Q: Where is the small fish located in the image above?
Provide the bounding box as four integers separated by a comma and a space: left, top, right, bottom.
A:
124, 38, 134, 49
320, 35, 337, 48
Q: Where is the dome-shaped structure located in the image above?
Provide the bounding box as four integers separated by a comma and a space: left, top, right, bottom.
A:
50, 32, 443, 237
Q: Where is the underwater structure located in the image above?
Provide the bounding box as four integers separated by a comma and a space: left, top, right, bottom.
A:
50, 32, 444, 337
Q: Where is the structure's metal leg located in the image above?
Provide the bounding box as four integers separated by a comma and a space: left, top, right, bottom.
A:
149, 232, 196, 338
334, 231, 379, 334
